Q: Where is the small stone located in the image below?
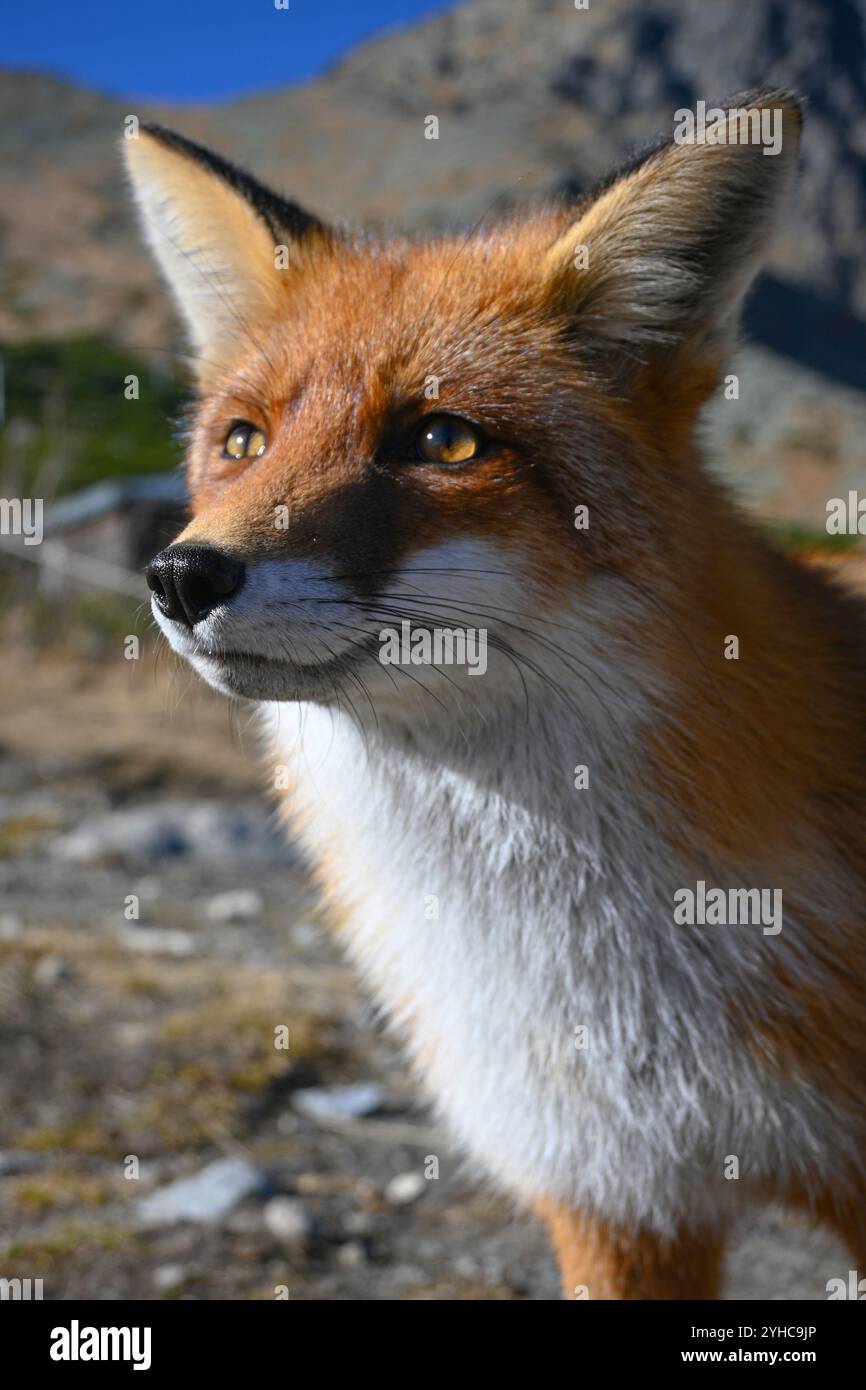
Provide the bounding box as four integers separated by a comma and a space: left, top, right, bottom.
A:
51, 800, 293, 867
118, 927, 196, 956
385, 1171, 427, 1205
33, 954, 67, 987
137, 1157, 264, 1227
336, 1240, 366, 1268
153, 1263, 186, 1292
343, 1210, 373, 1237
114, 1021, 152, 1048
289, 921, 319, 948
0, 914, 22, 939
206, 889, 264, 924
0, 1151, 46, 1177
263, 1196, 311, 1246
292, 1083, 384, 1123
133, 876, 162, 902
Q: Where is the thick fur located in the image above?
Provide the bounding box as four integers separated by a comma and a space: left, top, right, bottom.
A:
126, 90, 866, 1298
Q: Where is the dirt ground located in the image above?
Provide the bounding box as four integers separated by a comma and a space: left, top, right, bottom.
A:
0, 612, 855, 1300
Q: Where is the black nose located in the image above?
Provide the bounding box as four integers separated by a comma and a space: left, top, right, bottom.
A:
145, 543, 245, 627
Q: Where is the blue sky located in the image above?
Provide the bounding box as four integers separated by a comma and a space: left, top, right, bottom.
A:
1, 0, 456, 102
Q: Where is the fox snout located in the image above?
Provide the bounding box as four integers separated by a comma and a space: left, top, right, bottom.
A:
146, 543, 246, 629
144, 532, 433, 709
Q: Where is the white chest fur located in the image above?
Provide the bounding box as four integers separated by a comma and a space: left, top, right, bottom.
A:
264, 699, 837, 1235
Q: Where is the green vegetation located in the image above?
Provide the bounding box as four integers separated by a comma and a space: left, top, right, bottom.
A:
0, 1223, 141, 1270
0, 336, 186, 495
0, 579, 147, 656
769, 522, 862, 554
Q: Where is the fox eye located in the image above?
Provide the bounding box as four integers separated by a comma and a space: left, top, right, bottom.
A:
223, 422, 267, 459
414, 413, 482, 465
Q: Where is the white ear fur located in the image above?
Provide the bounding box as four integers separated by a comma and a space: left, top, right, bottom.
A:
543, 90, 802, 367
124, 126, 326, 372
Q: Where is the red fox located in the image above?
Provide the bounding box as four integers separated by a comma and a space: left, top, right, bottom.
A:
126, 90, 866, 1299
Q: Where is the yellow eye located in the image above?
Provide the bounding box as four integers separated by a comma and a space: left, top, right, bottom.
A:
415, 414, 482, 465
224, 423, 267, 459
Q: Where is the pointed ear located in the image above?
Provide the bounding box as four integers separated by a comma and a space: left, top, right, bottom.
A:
542, 90, 802, 373
124, 124, 332, 373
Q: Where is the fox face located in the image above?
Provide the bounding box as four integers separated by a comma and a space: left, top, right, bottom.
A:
127, 93, 800, 713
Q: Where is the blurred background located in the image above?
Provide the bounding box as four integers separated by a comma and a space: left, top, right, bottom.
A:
0, 0, 864, 1300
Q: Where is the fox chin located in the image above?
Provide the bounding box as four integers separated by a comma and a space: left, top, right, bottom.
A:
126, 92, 866, 1300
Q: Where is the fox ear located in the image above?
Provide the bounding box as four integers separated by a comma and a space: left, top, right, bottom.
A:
124, 124, 331, 372
542, 90, 802, 373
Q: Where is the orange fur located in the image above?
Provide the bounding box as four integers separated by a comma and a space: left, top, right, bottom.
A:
534, 1200, 726, 1300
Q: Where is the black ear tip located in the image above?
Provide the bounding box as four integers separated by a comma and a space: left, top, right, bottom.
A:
136, 122, 216, 165
138, 120, 173, 141
126, 122, 331, 244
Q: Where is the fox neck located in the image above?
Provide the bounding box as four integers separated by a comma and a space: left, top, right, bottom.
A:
651, 480, 866, 859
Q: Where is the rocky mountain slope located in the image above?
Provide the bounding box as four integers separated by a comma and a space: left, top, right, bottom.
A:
2, 0, 864, 339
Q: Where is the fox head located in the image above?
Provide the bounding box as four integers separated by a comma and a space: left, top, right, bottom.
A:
127, 92, 800, 722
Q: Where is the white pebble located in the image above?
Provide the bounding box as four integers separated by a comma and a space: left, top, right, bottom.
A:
206, 889, 264, 923
385, 1171, 427, 1205
263, 1197, 311, 1245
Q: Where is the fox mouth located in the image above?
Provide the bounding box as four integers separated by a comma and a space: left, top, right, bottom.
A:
189, 640, 375, 703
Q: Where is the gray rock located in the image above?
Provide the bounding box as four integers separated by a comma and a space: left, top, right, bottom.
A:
132, 876, 163, 902
336, 1240, 366, 1269
385, 1171, 427, 1206
343, 1210, 374, 1237
152, 1263, 187, 1292
0, 1150, 48, 1177
289, 921, 320, 949
118, 927, 196, 956
206, 888, 264, 923
292, 1083, 384, 1123
33, 954, 68, 988
455, 1253, 480, 1280
0, 913, 23, 939
51, 799, 295, 866
263, 1196, 311, 1246
136, 1157, 265, 1227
